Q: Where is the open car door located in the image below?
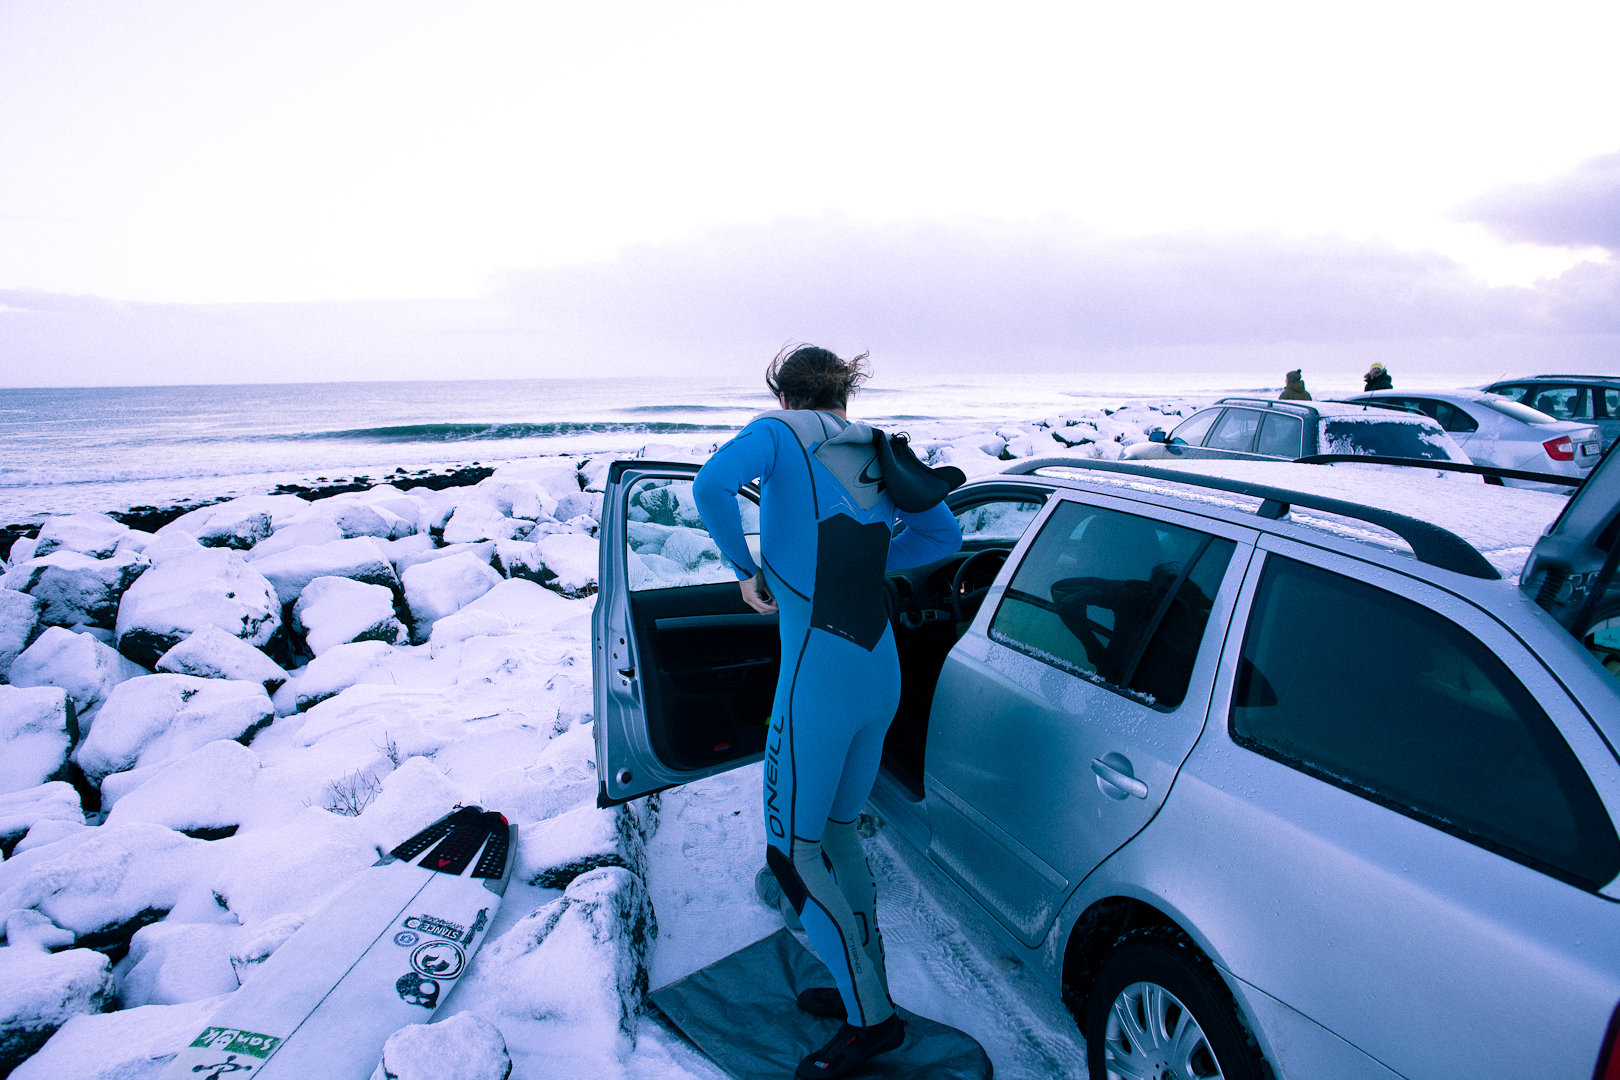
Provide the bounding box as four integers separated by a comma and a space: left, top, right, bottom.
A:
594, 460, 778, 805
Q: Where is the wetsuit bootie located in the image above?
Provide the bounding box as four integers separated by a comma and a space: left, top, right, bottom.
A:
796, 987, 847, 1019
795, 1015, 904, 1079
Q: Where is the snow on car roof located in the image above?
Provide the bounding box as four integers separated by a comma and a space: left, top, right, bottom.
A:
1025, 459, 1568, 579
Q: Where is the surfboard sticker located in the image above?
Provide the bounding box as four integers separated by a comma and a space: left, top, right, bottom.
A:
160, 806, 517, 1080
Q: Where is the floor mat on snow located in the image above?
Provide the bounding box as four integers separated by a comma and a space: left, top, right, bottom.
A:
650, 928, 994, 1079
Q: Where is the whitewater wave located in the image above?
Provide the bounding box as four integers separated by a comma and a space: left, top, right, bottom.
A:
259, 420, 739, 443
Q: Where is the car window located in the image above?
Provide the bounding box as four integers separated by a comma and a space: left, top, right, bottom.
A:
1231, 556, 1620, 888
1482, 398, 1561, 425
1320, 417, 1455, 461
1489, 384, 1534, 404
1425, 400, 1480, 434
1255, 412, 1304, 458
626, 478, 759, 591
1168, 409, 1220, 447
1205, 408, 1265, 453
1531, 386, 1592, 421
955, 498, 1045, 542
989, 500, 1236, 709
1602, 389, 1620, 419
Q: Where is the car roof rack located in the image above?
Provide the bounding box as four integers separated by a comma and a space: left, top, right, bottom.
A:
1004, 456, 1501, 580
1295, 454, 1582, 487
1213, 397, 1315, 412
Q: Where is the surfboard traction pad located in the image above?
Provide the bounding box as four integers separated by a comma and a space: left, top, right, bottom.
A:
650, 928, 994, 1079
160, 806, 515, 1080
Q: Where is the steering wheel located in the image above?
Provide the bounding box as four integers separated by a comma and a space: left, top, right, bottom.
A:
951, 548, 1010, 624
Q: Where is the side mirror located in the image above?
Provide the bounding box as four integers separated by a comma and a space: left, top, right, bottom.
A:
1149, 430, 1168, 443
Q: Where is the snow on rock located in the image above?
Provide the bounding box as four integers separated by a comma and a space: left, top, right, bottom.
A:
272, 639, 400, 715
113, 548, 281, 668
426, 580, 581, 661
475, 723, 599, 826
371, 1010, 512, 1080
473, 478, 557, 523
531, 534, 597, 598
553, 491, 602, 524
402, 553, 502, 641
354, 756, 464, 854
300, 497, 416, 541
210, 806, 378, 925
579, 456, 612, 493
9, 627, 146, 729
119, 921, 242, 1007
443, 503, 531, 546
453, 866, 653, 1059
229, 911, 305, 986
0, 590, 45, 684
155, 624, 287, 692
0, 933, 112, 1076
9, 993, 227, 1080
0, 686, 75, 795
392, 540, 495, 578
491, 456, 581, 497
75, 675, 273, 781
516, 804, 644, 889
30, 513, 132, 560
293, 577, 405, 656
489, 539, 551, 585
252, 536, 401, 608
245, 516, 343, 562
0, 821, 213, 939
1, 548, 149, 630
159, 495, 310, 541
102, 740, 260, 834
0, 783, 83, 851
138, 531, 207, 565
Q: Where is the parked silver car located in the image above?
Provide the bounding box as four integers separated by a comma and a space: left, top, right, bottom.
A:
592, 447, 1620, 1080
1124, 397, 1471, 467
1347, 387, 1602, 487
1483, 375, 1620, 450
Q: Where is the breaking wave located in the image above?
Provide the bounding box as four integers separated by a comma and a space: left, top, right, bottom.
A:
265, 421, 737, 443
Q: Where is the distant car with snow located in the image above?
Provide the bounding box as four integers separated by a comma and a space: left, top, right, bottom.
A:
1483, 374, 1620, 450
1124, 397, 1471, 468
591, 446, 1620, 1080
1346, 387, 1602, 488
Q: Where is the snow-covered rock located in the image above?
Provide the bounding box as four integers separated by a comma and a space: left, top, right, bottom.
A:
489, 539, 546, 584
475, 724, 598, 826
292, 576, 406, 656
474, 478, 557, 523
425, 579, 582, 660
494, 456, 582, 495
76, 675, 273, 781
154, 624, 287, 691
453, 866, 652, 1056
401, 553, 502, 640
253, 537, 400, 607
0, 821, 213, 939
30, 513, 131, 560
272, 639, 399, 714
113, 548, 281, 668
371, 1011, 512, 1080
517, 804, 644, 889
0, 590, 44, 684
9, 993, 227, 1080
229, 911, 306, 986
0, 783, 83, 850
9, 627, 146, 728
443, 502, 531, 546
0, 933, 112, 1075
1, 548, 149, 630
138, 531, 207, 565
5, 536, 39, 565
531, 533, 598, 597
394, 540, 494, 577
301, 497, 416, 540
158, 494, 310, 541
553, 491, 602, 524
245, 516, 343, 562
120, 920, 242, 1006
102, 739, 260, 834
210, 806, 378, 925
0, 686, 75, 795
194, 506, 273, 549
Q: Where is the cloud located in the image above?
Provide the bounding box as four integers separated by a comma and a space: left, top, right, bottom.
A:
1457, 151, 1620, 251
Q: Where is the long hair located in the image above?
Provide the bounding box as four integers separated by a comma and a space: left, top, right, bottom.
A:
766, 343, 870, 410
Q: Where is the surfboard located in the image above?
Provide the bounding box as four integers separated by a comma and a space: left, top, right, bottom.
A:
159, 806, 517, 1080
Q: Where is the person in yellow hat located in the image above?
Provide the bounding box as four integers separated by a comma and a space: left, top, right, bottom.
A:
1364, 363, 1393, 391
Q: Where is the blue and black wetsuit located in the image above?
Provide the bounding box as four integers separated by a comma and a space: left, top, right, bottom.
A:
693, 410, 962, 1028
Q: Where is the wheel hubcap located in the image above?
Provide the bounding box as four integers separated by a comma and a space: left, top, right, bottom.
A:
1103, 980, 1224, 1080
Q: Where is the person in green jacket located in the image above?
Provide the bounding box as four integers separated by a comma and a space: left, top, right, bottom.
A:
1279, 369, 1312, 400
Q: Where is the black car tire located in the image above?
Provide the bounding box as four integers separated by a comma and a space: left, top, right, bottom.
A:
1086, 926, 1270, 1080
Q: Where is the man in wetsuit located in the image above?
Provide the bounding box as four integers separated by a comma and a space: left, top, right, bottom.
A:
693, 345, 962, 1079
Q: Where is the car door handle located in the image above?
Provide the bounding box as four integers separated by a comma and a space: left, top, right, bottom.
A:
1091, 756, 1149, 800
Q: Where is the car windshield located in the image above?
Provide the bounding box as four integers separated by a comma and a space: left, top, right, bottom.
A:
1319, 417, 1458, 461
1481, 397, 1561, 426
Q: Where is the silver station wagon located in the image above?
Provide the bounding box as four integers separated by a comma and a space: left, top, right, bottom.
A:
593, 445, 1620, 1080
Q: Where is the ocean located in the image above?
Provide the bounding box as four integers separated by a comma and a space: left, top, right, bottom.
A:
0, 374, 1262, 525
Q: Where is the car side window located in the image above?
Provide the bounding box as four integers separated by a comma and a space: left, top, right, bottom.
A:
1231, 556, 1620, 888
989, 501, 1236, 709
1601, 389, 1619, 419
955, 498, 1045, 542
1168, 409, 1220, 447
1532, 386, 1591, 420
1426, 400, 1479, 434
626, 478, 759, 591
1255, 412, 1304, 458
1490, 384, 1533, 404
1205, 408, 1264, 453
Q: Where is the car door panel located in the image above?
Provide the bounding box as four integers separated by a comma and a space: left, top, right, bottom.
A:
1138, 538, 1620, 1079
923, 491, 1257, 945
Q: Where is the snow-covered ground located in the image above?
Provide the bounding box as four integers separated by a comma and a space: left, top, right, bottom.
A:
0, 395, 1571, 1080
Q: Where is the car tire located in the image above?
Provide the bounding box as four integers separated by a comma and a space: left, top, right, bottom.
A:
1086, 926, 1270, 1080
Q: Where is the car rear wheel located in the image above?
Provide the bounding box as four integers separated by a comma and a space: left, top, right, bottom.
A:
1086, 927, 1269, 1080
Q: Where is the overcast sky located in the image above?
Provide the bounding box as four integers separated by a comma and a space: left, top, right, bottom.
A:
2, 1, 1617, 385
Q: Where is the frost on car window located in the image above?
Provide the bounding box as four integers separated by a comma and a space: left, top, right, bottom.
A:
956, 499, 1043, 541
625, 478, 760, 591
1320, 417, 1460, 462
